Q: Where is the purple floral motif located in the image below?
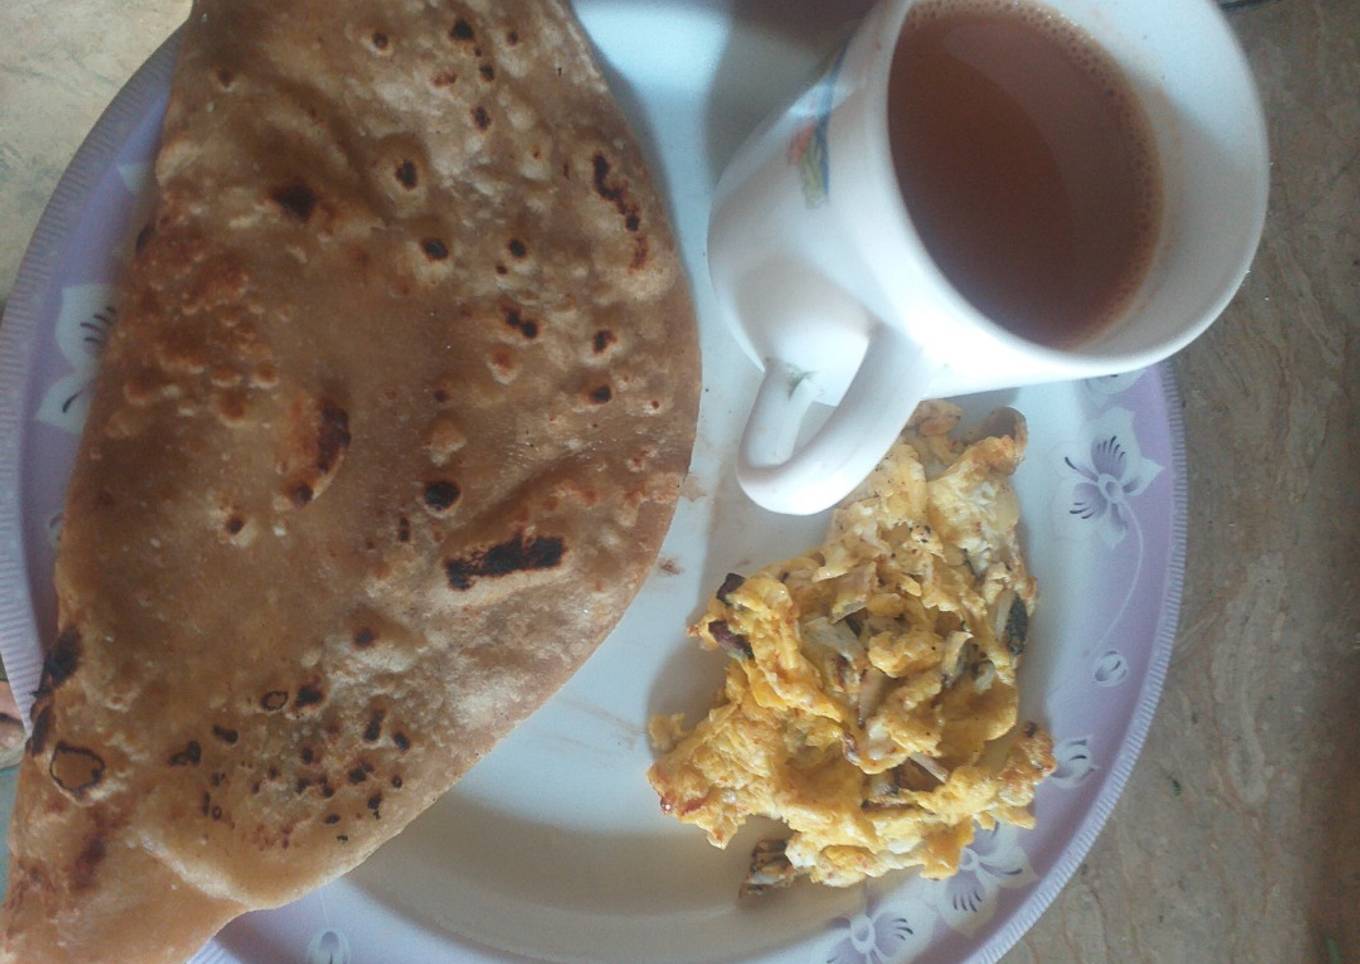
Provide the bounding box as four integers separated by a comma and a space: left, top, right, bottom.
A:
1052, 408, 1162, 684
1051, 736, 1097, 789
305, 928, 350, 964
1093, 650, 1129, 687
824, 892, 932, 964
35, 284, 118, 435
1082, 370, 1146, 402
116, 161, 152, 195
1059, 407, 1162, 549
33, 159, 152, 438
45, 513, 63, 550
934, 823, 1037, 937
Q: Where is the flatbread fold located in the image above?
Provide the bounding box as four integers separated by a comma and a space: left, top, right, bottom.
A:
1, 1, 699, 959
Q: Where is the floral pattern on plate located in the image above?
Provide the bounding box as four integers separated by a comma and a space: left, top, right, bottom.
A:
1055, 406, 1164, 549
822, 895, 933, 964
34, 284, 117, 435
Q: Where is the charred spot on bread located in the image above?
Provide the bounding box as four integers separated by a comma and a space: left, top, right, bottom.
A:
260, 691, 289, 712
316, 402, 351, 473
294, 683, 325, 708
423, 480, 461, 512
42, 627, 81, 689
169, 741, 202, 766
444, 532, 566, 590
363, 710, 385, 742
504, 308, 538, 339
394, 160, 418, 189
27, 702, 53, 757
270, 181, 317, 222
50, 744, 106, 797
72, 834, 107, 891
592, 329, 616, 354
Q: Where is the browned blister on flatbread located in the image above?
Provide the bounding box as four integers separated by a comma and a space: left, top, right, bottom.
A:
1, 2, 699, 960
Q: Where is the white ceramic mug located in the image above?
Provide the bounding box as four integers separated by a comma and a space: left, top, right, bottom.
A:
708, 0, 1269, 515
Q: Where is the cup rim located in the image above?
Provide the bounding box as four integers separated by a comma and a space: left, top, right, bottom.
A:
857, 0, 1271, 374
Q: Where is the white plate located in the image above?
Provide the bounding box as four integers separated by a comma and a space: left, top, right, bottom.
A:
0, 3, 1186, 961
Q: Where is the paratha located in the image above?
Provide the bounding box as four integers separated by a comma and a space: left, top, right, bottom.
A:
1, 1, 699, 960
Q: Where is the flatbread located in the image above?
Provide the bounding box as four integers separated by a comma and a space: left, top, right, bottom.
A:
0, 2, 699, 959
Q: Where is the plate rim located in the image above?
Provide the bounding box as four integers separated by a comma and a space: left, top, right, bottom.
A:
968, 362, 1187, 964
0, 28, 184, 730
0, 17, 1187, 964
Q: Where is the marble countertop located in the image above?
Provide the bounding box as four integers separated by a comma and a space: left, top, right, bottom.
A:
1, 1, 1355, 961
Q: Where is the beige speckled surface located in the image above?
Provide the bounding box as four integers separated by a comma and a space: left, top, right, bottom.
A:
2, 0, 1357, 961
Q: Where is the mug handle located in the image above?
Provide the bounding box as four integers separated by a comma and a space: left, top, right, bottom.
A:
738, 324, 930, 515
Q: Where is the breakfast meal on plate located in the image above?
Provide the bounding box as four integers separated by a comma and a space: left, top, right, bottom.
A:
648, 404, 1054, 894
0, 1, 698, 960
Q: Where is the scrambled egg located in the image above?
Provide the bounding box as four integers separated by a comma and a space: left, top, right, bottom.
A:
648, 404, 1055, 894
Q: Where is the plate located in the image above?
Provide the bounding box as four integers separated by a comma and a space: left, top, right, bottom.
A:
0, 3, 1186, 961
